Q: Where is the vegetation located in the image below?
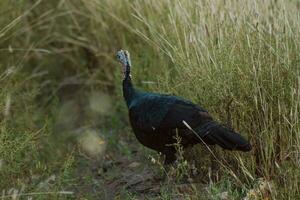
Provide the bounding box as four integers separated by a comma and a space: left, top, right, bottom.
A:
1, 0, 299, 199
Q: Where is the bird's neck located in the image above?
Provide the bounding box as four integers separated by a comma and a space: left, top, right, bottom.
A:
122, 76, 136, 107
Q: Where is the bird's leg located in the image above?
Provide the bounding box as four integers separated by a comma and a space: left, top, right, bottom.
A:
162, 152, 177, 180
210, 148, 219, 182
164, 153, 177, 166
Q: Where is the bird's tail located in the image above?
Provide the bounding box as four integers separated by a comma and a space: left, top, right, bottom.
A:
194, 121, 252, 152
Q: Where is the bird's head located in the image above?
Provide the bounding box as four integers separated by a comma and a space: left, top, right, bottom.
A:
116, 50, 131, 79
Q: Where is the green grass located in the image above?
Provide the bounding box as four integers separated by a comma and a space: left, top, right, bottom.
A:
1, 0, 299, 199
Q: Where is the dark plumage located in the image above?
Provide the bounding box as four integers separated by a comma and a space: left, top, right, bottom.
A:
117, 50, 252, 164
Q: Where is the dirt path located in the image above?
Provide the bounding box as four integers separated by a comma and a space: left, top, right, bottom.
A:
74, 151, 163, 199
73, 146, 211, 200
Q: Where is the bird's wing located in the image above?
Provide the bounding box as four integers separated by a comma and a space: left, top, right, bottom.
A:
129, 93, 212, 132
158, 100, 213, 129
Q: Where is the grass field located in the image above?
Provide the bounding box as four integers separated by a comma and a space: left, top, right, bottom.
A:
0, 0, 299, 199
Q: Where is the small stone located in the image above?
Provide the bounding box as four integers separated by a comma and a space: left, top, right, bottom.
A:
128, 162, 141, 168
78, 130, 106, 158
217, 191, 228, 200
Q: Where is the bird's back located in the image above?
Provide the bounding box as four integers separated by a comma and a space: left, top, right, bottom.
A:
128, 91, 208, 133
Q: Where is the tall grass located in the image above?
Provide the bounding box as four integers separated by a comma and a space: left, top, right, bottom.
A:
1, 0, 299, 199
91, 0, 300, 198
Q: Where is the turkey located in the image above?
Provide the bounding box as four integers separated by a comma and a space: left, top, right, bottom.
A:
116, 50, 252, 164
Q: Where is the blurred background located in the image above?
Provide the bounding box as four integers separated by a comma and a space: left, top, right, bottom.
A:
0, 0, 299, 199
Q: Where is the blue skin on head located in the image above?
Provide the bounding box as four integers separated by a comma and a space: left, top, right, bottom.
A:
116, 50, 130, 66
117, 50, 131, 78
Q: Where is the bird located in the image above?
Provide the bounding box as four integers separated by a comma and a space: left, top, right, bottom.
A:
116, 49, 252, 165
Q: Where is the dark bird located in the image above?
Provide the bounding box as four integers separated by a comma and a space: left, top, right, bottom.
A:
116, 50, 252, 165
